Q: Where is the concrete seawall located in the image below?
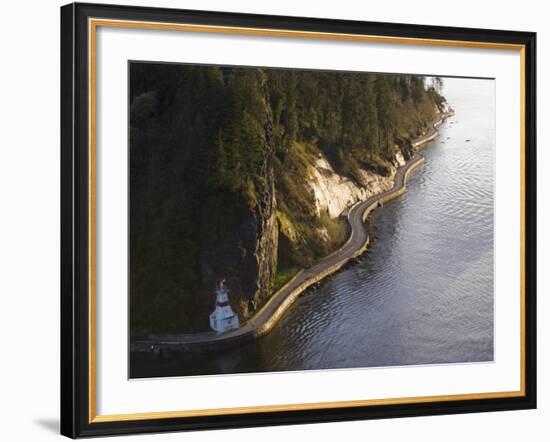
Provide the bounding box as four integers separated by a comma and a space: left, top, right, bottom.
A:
132, 112, 452, 354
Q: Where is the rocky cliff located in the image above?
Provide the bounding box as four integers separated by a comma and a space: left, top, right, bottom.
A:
199, 80, 279, 320
309, 152, 404, 219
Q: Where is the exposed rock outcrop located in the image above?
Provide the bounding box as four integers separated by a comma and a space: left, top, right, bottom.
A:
309, 153, 403, 219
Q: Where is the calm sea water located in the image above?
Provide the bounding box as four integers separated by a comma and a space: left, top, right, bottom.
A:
131, 77, 495, 378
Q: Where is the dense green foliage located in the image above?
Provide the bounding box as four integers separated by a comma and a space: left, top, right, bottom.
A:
130, 63, 444, 335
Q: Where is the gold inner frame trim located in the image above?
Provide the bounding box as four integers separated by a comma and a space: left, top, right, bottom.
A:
88, 17, 527, 424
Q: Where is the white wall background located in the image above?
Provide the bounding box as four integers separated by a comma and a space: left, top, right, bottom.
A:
0, 0, 545, 440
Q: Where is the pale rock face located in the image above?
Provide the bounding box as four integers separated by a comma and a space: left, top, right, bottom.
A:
394, 151, 406, 167
309, 154, 396, 219
316, 227, 330, 242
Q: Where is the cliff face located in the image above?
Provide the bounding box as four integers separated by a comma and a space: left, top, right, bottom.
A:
199, 90, 278, 320
309, 153, 403, 219
198, 196, 278, 320
274, 146, 407, 275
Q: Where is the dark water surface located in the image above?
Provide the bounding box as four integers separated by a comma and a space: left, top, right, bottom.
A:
131, 78, 495, 378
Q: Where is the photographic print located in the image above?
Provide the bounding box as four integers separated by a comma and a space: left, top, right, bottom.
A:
129, 62, 495, 379
61, 5, 536, 436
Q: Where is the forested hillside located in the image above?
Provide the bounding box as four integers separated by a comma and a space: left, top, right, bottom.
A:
130, 63, 446, 335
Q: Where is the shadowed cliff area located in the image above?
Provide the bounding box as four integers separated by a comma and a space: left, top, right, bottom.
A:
129, 63, 445, 335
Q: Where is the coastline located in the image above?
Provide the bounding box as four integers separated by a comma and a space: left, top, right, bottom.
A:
131, 111, 454, 355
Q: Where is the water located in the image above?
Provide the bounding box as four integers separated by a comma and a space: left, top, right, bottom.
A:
131, 77, 495, 378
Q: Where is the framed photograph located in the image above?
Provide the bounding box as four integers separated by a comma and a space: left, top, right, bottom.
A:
60, 2, 536, 438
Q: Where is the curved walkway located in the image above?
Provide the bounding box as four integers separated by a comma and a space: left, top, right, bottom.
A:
132, 112, 453, 353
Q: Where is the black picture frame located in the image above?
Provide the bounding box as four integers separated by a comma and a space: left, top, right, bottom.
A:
61, 2, 537, 438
